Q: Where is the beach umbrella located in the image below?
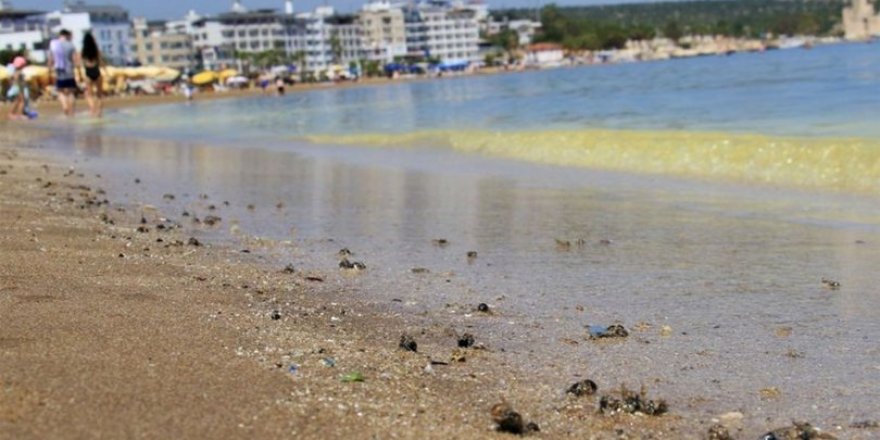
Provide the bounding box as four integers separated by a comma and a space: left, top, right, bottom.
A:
103, 66, 124, 78
134, 66, 162, 78
122, 67, 146, 79
154, 67, 180, 82
22, 66, 49, 82
218, 68, 238, 81
191, 71, 218, 86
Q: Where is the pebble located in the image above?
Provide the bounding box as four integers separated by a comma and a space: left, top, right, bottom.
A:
339, 258, 366, 270
399, 334, 418, 352
588, 324, 629, 339
566, 379, 598, 397
477, 303, 490, 313
760, 422, 837, 439
707, 423, 733, 440
457, 333, 475, 348
187, 237, 202, 246
270, 310, 281, 320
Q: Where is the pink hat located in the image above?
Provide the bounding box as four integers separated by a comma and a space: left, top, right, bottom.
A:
12, 56, 27, 69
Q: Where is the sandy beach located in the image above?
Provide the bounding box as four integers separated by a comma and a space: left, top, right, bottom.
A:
0, 126, 696, 438
3, 49, 880, 438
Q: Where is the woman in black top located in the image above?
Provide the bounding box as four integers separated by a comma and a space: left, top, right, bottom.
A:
81, 32, 104, 117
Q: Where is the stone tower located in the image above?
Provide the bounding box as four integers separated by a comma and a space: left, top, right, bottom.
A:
843, 0, 880, 40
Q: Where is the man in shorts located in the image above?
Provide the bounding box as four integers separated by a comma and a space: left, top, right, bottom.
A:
47, 29, 79, 117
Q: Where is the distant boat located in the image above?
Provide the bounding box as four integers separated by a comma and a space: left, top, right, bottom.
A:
779, 38, 806, 50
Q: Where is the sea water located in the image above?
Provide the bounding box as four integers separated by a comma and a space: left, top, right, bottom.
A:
51, 42, 880, 435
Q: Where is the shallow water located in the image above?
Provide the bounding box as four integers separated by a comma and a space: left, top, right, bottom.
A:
37, 42, 880, 436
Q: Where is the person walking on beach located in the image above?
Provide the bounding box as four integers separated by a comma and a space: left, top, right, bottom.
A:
5, 56, 29, 121
47, 29, 79, 117
80, 32, 104, 117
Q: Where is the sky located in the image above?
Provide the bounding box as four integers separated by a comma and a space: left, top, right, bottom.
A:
20, 0, 668, 20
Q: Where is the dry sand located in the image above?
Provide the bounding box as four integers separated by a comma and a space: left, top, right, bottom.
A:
0, 127, 697, 438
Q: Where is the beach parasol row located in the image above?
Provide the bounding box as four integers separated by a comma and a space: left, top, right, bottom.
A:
2, 65, 245, 87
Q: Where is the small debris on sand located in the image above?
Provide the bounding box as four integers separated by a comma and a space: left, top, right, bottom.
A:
457, 333, 475, 348
759, 387, 781, 400
477, 303, 490, 313
821, 278, 840, 290
555, 239, 571, 251
432, 238, 449, 247
760, 422, 837, 439
490, 402, 539, 435
339, 258, 366, 270
707, 423, 733, 440
599, 385, 668, 416
588, 324, 629, 339
399, 334, 418, 352
566, 379, 598, 397
203, 215, 222, 226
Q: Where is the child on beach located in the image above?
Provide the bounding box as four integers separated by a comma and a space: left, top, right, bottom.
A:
6, 56, 36, 121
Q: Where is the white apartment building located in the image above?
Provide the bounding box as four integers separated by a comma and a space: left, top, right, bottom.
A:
63, 1, 132, 65
404, 1, 480, 64
0, 6, 49, 62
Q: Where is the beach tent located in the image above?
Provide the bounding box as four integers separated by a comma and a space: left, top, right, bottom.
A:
192, 71, 218, 86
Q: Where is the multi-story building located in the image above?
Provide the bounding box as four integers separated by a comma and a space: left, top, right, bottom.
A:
63, 1, 132, 65
358, 1, 407, 63
326, 14, 363, 66
404, 1, 480, 64
131, 18, 194, 69
0, 5, 48, 62
186, 0, 483, 73
190, 2, 290, 71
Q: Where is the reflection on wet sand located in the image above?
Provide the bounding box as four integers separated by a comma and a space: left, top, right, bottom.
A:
60, 128, 880, 433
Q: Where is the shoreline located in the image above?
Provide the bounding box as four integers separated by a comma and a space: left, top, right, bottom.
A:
3, 91, 877, 437
0, 126, 694, 437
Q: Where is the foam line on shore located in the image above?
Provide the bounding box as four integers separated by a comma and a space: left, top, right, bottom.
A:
304, 129, 880, 193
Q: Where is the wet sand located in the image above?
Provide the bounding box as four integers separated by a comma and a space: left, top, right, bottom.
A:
0, 127, 692, 438
2, 123, 879, 439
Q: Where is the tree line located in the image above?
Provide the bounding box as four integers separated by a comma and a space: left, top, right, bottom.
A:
494, 0, 848, 51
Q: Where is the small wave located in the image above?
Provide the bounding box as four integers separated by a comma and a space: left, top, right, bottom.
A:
305, 129, 880, 193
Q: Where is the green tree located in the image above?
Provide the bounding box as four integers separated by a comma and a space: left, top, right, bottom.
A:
329, 31, 343, 64
663, 20, 683, 42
